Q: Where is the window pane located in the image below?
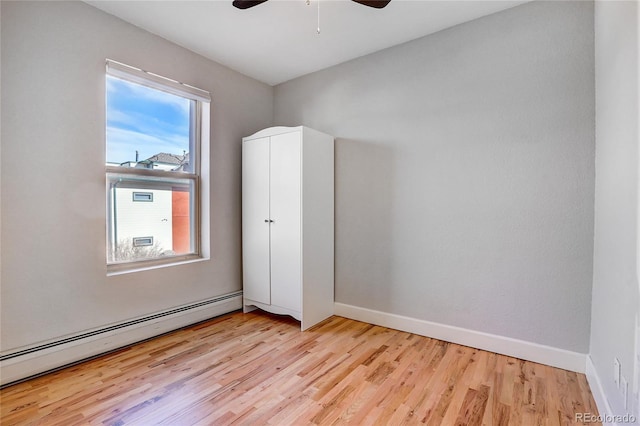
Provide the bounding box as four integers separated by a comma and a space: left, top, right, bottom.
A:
106, 76, 193, 172
107, 174, 196, 264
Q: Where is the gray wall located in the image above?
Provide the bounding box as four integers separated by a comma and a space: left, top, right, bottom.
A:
0, 1, 273, 351
275, 0, 595, 352
591, 0, 639, 416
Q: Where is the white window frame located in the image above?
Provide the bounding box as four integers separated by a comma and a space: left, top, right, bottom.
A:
106, 59, 211, 275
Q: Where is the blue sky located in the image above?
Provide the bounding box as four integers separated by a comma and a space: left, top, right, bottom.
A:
106, 76, 191, 165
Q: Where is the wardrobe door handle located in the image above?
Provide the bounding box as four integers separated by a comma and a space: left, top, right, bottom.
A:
264, 219, 275, 223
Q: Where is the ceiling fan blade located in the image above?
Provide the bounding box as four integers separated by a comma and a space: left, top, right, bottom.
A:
232, 0, 269, 10
351, 0, 391, 9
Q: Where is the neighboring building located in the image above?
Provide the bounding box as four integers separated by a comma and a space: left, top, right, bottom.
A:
108, 152, 191, 262
113, 186, 174, 253
134, 152, 189, 171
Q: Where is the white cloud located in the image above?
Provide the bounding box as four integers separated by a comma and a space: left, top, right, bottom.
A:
106, 76, 191, 164
107, 75, 190, 117
107, 127, 189, 164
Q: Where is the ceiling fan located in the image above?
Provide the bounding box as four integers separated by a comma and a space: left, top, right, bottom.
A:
232, 0, 391, 9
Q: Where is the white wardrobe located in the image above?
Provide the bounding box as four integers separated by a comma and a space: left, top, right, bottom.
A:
242, 126, 334, 331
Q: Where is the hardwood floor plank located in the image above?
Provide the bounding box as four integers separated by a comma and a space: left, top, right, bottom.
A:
492, 401, 511, 426
424, 346, 477, 425
0, 312, 601, 425
453, 385, 489, 426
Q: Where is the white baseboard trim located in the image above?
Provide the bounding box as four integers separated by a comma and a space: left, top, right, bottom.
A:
0, 292, 242, 387
585, 356, 628, 426
335, 302, 586, 373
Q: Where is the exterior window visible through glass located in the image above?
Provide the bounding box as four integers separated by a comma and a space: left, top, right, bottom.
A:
133, 237, 154, 247
132, 192, 153, 202
105, 61, 207, 270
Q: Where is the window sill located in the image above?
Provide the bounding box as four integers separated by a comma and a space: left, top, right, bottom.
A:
107, 254, 208, 276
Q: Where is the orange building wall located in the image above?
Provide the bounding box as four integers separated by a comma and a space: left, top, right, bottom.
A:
172, 190, 190, 254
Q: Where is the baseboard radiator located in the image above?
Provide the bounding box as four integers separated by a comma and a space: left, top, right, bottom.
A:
0, 291, 243, 387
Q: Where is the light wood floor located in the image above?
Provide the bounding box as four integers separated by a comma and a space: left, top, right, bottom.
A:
1, 311, 599, 425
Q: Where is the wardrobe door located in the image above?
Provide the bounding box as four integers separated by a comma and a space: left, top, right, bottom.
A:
242, 137, 271, 305
269, 131, 302, 312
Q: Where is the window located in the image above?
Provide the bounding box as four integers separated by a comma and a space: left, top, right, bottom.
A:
132, 192, 153, 202
133, 237, 154, 247
105, 60, 210, 271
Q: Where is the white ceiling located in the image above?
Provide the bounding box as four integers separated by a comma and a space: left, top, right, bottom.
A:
86, 0, 528, 86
